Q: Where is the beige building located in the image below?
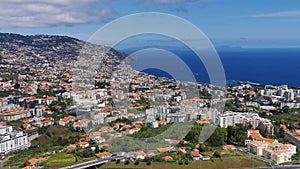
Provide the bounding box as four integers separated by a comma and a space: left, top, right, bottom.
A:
247, 130, 296, 164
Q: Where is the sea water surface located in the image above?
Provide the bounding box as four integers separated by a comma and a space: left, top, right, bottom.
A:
121, 48, 300, 87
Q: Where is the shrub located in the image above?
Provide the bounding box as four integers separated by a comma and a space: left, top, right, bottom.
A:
124, 160, 130, 165
213, 151, 221, 158
134, 160, 139, 165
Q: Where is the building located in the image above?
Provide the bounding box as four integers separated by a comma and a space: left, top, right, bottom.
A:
0, 124, 30, 155
246, 130, 296, 164
96, 152, 111, 159
219, 111, 274, 135
59, 116, 75, 126
73, 118, 90, 129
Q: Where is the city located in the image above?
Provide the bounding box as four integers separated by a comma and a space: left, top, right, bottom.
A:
1, 1, 300, 169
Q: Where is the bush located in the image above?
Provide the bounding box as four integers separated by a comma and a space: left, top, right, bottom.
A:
213, 151, 221, 158
134, 160, 139, 165
146, 161, 151, 165
116, 159, 120, 164
124, 160, 130, 165
184, 160, 189, 165
178, 160, 183, 165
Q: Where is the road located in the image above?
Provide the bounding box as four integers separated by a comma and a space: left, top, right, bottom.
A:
59, 155, 126, 169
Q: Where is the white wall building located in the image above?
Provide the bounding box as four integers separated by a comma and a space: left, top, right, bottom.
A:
0, 125, 30, 155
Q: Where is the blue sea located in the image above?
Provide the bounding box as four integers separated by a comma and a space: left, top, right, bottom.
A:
120, 48, 300, 87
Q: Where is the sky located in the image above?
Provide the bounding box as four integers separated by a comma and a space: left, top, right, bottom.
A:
1, 0, 300, 48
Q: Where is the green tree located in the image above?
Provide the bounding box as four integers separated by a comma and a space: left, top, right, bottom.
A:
95, 146, 100, 153
279, 127, 285, 138
134, 160, 139, 165
124, 160, 130, 165
213, 151, 221, 158
282, 106, 291, 114
206, 127, 227, 146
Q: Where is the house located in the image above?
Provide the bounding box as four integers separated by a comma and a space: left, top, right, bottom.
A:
158, 120, 167, 126
157, 147, 169, 153
23, 123, 31, 129
200, 155, 210, 160
162, 156, 173, 161
165, 139, 180, 145
178, 147, 187, 154
96, 152, 112, 159
223, 145, 237, 150
59, 116, 75, 126
147, 121, 159, 128
66, 144, 77, 150
73, 118, 90, 129
134, 151, 146, 160
23, 166, 37, 169
196, 120, 209, 125
79, 141, 89, 148
93, 137, 106, 144
191, 149, 200, 160
28, 157, 47, 166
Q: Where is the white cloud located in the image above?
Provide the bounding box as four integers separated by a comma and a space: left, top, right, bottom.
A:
0, 0, 118, 28
252, 10, 300, 18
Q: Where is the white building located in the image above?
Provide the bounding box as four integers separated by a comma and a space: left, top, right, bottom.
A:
219, 112, 241, 128
0, 124, 30, 155
218, 111, 274, 135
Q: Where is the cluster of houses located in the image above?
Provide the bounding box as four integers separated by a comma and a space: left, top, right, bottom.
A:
0, 96, 55, 121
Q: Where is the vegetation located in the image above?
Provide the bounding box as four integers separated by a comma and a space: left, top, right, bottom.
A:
227, 125, 248, 145
199, 89, 212, 99
46, 152, 76, 168
184, 123, 203, 144
133, 99, 150, 111
100, 155, 266, 169
32, 126, 80, 148
95, 81, 110, 89
131, 124, 172, 138
206, 127, 227, 147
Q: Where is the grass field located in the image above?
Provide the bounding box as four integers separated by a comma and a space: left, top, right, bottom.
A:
99, 155, 266, 169
46, 152, 76, 168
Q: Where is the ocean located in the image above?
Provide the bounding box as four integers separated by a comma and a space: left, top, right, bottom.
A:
120, 48, 300, 87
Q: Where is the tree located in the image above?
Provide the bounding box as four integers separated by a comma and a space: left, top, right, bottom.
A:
124, 160, 130, 165
213, 151, 221, 158
227, 125, 247, 145
82, 148, 94, 158
279, 127, 285, 138
95, 146, 100, 153
206, 127, 227, 146
14, 83, 20, 89
282, 106, 291, 114
199, 143, 207, 152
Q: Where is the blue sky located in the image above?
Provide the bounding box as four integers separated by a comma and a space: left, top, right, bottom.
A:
1, 0, 300, 48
